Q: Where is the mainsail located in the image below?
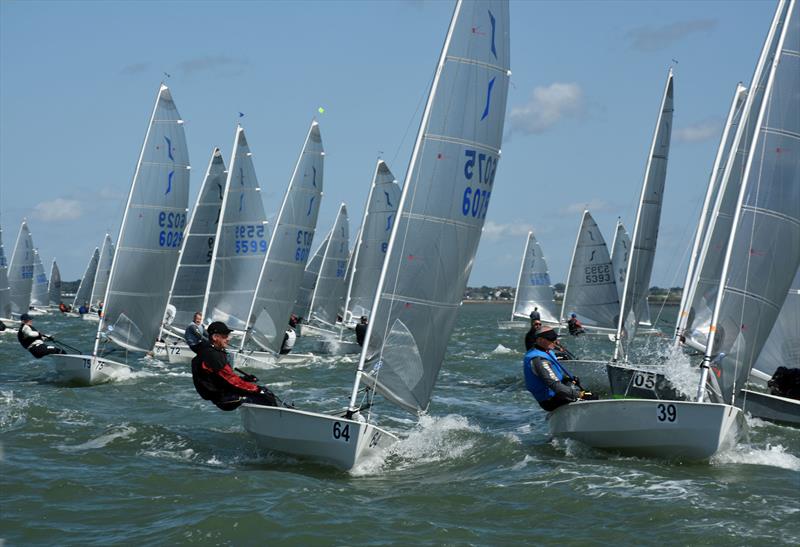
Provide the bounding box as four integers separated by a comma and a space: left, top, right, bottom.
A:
294, 234, 327, 321
8, 221, 34, 316
510, 231, 559, 323
202, 126, 268, 331
242, 121, 324, 352
353, 0, 510, 413
700, 0, 799, 405
343, 160, 402, 324
166, 147, 226, 328
684, 4, 790, 352
307, 204, 349, 328
72, 248, 99, 310
675, 84, 748, 345
90, 234, 114, 308
98, 84, 190, 353
613, 70, 674, 361
754, 268, 800, 376
30, 249, 49, 306
610, 220, 629, 302
560, 211, 619, 329
48, 259, 62, 306
0, 221, 11, 318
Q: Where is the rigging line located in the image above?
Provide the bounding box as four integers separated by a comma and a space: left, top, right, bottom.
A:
390, 81, 430, 171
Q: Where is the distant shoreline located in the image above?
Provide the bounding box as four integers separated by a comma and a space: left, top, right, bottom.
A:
462, 299, 680, 306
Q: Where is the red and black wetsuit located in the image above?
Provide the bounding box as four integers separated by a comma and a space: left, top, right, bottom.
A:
191, 342, 277, 411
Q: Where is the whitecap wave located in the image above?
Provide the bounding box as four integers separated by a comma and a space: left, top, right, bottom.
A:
491, 344, 514, 355
58, 424, 137, 452
712, 443, 800, 471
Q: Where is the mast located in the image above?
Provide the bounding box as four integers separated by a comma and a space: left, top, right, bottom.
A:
348, 0, 464, 412
697, 0, 794, 402
674, 84, 747, 345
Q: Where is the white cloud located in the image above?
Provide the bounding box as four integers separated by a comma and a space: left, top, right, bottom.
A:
32, 198, 82, 222
508, 82, 585, 135
482, 220, 534, 240
675, 118, 720, 143
560, 199, 611, 215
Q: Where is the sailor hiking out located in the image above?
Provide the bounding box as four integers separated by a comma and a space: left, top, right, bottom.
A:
523, 327, 593, 411
17, 313, 66, 359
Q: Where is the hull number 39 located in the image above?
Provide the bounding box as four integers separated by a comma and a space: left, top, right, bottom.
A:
332, 421, 350, 443
656, 403, 677, 423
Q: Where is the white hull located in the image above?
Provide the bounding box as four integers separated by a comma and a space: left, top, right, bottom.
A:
740, 389, 800, 426
151, 341, 169, 361
166, 342, 193, 365
297, 322, 336, 339
48, 353, 131, 386
497, 320, 528, 330
549, 399, 745, 459
240, 404, 398, 469
560, 359, 611, 394
80, 314, 100, 323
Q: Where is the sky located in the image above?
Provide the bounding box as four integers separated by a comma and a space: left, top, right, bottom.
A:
0, 0, 776, 288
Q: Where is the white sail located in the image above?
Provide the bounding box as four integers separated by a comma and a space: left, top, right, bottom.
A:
560, 211, 619, 329
610, 219, 630, 303
30, 249, 48, 306
352, 0, 511, 413
72, 248, 99, 310
90, 234, 114, 308
700, 0, 799, 405
613, 70, 674, 361
674, 84, 748, 344
0, 221, 11, 318
98, 84, 190, 354
754, 268, 800, 376
294, 234, 327, 321
8, 221, 34, 316
511, 231, 559, 323
202, 126, 268, 331
242, 121, 324, 352
166, 147, 226, 328
48, 259, 62, 306
343, 160, 402, 324
307, 203, 349, 329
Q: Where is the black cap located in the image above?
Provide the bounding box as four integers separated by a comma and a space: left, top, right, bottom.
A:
207, 321, 233, 336
536, 328, 559, 341
20, 313, 32, 322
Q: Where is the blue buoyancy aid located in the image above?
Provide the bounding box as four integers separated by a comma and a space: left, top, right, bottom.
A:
523, 348, 570, 402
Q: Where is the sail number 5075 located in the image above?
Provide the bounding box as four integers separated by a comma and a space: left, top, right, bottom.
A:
462, 149, 497, 219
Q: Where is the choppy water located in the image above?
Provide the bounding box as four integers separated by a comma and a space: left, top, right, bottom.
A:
2, 304, 798, 545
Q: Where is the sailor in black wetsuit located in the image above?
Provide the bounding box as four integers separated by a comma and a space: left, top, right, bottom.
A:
355, 316, 368, 347
191, 321, 280, 411
529, 307, 541, 322
17, 314, 66, 358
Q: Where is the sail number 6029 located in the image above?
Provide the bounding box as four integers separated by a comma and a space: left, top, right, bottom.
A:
656, 403, 677, 423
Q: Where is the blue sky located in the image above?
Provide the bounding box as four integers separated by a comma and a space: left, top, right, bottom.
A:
0, 0, 774, 287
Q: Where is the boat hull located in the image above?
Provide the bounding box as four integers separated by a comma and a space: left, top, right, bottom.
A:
48, 354, 130, 386
560, 359, 612, 395
607, 363, 687, 400
240, 404, 398, 469
497, 320, 529, 330
165, 342, 193, 365
740, 389, 800, 426
231, 350, 313, 368
548, 399, 745, 460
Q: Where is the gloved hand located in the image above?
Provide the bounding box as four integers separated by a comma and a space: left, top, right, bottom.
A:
240, 372, 259, 383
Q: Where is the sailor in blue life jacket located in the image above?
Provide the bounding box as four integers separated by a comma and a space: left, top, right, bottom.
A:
523, 327, 594, 411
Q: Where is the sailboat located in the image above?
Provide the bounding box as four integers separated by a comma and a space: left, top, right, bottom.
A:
300, 204, 350, 335
157, 147, 227, 364
47, 259, 62, 308
342, 160, 402, 327
8, 220, 34, 318
29, 249, 49, 312
498, 230, 559, 330
294, 233, 327, 327
234, 121, 324, 367
72, 247, 99, 312
240, 0, 511, 469
0, 221, 12, 322
49, 83, 191, 384
553, 0, 799, 458
81, 233, 114, 323
201, 125, 269, 334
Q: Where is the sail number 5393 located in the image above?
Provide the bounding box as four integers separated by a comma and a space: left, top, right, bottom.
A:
462, 149, 497, 219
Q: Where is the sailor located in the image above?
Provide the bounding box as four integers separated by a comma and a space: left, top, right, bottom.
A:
355, 315, 368, 347
0, 320, 6, 332
78, 302, 89, 315
184, 312, 207, 353
567, 313, 585, 336
524, 318, 543, 351
97, 300, 104, 318
523, 327, 593, 411
58, 302, 68, 313
17, 313, 66, 358
280, 315, 298, 355
191, 321, 280, 411
529, 307, 541, 322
